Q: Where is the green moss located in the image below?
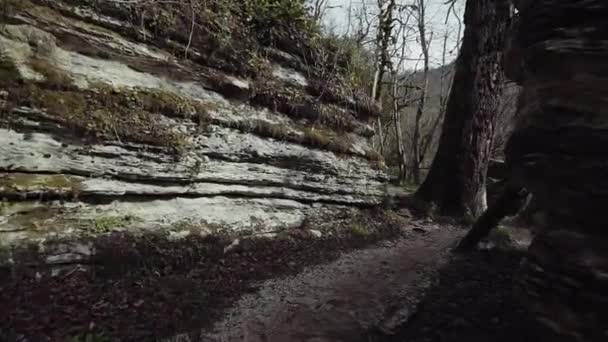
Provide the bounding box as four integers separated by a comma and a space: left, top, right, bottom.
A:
302, 126, 330, 147
136, 89, 209, 118
348, 222, 370, 237
0, 173, 83, 193
4, 66, 208, 152
91, 215, 141, 234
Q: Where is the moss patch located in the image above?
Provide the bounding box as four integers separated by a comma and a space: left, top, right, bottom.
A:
302, 126, 352, 154
90, 215, 141, 234
251, 79, 360, 133
3, 60, 214, 151
348, 222, 371, 237
0, 173, 83, 192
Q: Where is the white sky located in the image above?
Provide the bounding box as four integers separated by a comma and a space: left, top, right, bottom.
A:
320, 0, 465, 70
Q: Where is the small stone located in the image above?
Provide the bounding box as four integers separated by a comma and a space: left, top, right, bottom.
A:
308, 230, 322, 238
223, 239, 240, 254
397, 208, 413, 218
168, 230, 191, 241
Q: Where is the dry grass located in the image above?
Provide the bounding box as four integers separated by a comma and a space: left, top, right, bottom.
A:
29, 58, 76, 91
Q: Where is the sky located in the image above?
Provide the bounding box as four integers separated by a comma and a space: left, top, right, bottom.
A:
320, 0, 465, 70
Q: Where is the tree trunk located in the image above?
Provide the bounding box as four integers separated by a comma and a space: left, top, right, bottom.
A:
370, 0, 396, 156
414, 0, 511, 218
391, 75, 408, 184
504, 1, 608, 340
412, 0, 430, 185
371, 67, 385, 154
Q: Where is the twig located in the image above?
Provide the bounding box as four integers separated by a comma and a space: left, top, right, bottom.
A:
184, 0, 196, 59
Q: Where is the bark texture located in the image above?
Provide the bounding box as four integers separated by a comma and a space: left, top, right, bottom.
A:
505, 1, 608, 340
414, 0, 511, 218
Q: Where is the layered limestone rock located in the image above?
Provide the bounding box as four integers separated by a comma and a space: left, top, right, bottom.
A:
0, 1, 387, 265
504, 1, 608, 340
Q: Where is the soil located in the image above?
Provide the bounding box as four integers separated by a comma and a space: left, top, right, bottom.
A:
0, 216, 535, 342
0, 211, 405, 342
378, 249, 537, 342
199, 223, 462, 342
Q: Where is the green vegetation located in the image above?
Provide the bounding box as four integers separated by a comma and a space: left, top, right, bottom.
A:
1, 59, 213, 152
302, 126, 331, 147
348, 222, 370, 237
29, 58, 76, 90
301, 126, 353, 154
252, 80, 361, 133
0, 1, 381, 162
91, 215, 141, 234
0, 173, 83, 195
106, 0, 317, 76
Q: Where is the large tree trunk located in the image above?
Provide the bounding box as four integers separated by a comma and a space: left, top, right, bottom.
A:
414, 0, 511, 218
504, 1, 608, 340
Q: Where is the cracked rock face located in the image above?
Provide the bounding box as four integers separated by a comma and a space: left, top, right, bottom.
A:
0, 1, 386, 263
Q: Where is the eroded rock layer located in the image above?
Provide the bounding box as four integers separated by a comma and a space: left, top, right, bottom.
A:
0, 0, 386, 263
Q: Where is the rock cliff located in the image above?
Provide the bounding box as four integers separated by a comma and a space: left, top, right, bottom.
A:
504, 1, 608, 340
0, 0, 388, 265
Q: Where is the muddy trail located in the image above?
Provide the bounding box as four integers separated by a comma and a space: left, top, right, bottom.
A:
0, 219, 533, 342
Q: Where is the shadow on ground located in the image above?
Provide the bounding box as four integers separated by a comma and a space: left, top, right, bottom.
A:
371, 248, 539, 342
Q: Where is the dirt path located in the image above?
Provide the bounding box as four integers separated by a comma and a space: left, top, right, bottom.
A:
175, 223, 464, 342
382, 249, 534, 342
1, 216, 467, 342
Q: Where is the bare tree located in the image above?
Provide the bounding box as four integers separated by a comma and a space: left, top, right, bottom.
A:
416, 32, 454, 178
410, 0, 432, 184
349, 1, 374, 47
309, 0, 329, 22
387, 7, 417, 184
371, 0, 398, 155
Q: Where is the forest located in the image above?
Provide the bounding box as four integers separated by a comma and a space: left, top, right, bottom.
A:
0, 0, 606, 341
